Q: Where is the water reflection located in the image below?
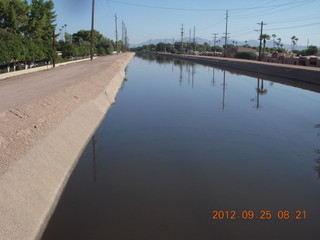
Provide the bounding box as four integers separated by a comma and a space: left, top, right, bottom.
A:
42, 53, 320, 240
139, 53, 320, 94
254, 78, 268, 109
222, 71, 227, 111
315, 124, 320, 178
212, 68, 215, 86
92, 135, 97, 183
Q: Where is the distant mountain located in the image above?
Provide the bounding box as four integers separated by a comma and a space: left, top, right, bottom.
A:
134, 37, 211, 47
134, 38, 306, 51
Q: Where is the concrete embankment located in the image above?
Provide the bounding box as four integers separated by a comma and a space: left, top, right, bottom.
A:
0, 53, 134, 240
157, 53, 320, 85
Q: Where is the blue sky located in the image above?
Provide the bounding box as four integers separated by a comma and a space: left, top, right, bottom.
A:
52, 0, 320, 47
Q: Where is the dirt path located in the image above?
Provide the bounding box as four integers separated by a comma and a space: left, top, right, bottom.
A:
0, 53, 133, 176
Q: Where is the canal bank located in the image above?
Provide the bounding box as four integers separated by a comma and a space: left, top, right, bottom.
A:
156, 53, 320, 85
41, 54, 320, 240
0, 53, 134, 240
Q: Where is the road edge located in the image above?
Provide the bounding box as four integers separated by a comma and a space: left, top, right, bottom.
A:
0, 53, 134, 240
156, 53, 320, 85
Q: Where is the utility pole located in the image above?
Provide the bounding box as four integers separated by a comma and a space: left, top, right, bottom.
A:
213, 33, 218, 48
122, 21, 124, 43
181, 24, 184, 54
189, 28, 191, 54
52, 29, 56, 68
193, 26, 196, 53
126, 26, 128, 50
223, 10, 229, 57
90, 0, 95, 60
257, 21, 266, 61
115, 14, 118, 54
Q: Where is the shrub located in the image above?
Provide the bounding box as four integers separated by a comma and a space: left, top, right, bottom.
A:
236, 51, 256, 60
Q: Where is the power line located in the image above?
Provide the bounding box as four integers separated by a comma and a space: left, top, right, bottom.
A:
265, 21, 320, 30
231, 0, 315, 19
108, 0, 314, 12
108, 0, 225, 11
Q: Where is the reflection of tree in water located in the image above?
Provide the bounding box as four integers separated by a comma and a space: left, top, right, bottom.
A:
314, 124, 320, 178
251, 78, 268, 109
136, 53, 193, 67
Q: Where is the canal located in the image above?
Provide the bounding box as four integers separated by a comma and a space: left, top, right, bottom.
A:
42, 54, 320, 240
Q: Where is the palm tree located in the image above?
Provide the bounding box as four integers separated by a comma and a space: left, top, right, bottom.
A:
272, 34, 276, 48
64, 24, 67, 42
261, 34, 270, 56
291, 36, 298, 51
276, 38, 282, 50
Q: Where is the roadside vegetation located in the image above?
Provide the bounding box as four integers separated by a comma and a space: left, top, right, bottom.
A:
131, 39, 319, 61
0, 0, 120, 73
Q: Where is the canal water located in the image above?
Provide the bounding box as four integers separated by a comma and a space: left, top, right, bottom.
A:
42, 54, 320, 240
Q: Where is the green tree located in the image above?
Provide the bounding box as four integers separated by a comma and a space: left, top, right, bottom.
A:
23, 38, 45, 63
156, 42, 166, 52
291, 36, 298, 51
271, 34, 276, 48
0, 29, 26, 71
276, 38, 281, 50
0, 0, 29, 34
27, 0, 56, 40
306, 45, 318, 56
260, 34, 270, 56
236, 51, 256, 60
211, 45, 223, 52
72, 29, 103, 46
96, 38, 114, 55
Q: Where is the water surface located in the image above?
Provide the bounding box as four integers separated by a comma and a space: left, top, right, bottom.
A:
42, 55, 320, 240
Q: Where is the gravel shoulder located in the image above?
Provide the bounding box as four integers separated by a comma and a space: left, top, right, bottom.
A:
0, 53, 133, 176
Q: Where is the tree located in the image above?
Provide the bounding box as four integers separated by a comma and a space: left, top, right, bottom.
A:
236, 51, 256, 60
306, 45, 318, 56
23, 38, 45, 63
276, 38, 282, 50
291, 36, 298, 51
72, 29, 103, 46
0, 0, 72, 68
27, 0, 56, 41
202, 42, 211, 51
156, 42, 166, 52
272, 34, 276, 48
0, 0, 29, 34
0, 29, 26, 71
260, 34, 270, 56
211, 45, 223, 52
96, 38, 114, 55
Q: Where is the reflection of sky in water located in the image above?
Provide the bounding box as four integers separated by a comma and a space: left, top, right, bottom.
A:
42, 55, 320, 240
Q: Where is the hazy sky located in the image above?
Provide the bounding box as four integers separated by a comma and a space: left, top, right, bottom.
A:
53, 0, 320, 46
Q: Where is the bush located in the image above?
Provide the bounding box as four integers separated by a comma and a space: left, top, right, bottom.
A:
236, 51, 256, 60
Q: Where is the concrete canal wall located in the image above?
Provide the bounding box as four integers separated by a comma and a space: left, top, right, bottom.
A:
157, 53, 320, 85
0, 53, 134, 240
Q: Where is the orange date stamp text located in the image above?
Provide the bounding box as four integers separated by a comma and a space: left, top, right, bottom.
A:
211, 210, 307, 220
